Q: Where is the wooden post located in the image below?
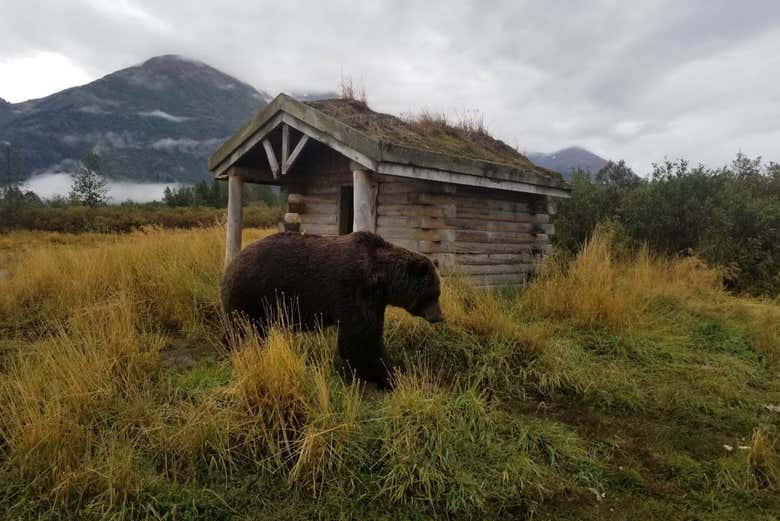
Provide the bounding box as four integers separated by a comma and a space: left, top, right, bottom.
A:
224, 174, 243, 266
352, 166, 377, 233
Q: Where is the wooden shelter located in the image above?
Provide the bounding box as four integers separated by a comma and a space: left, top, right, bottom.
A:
208, 94, 570, 286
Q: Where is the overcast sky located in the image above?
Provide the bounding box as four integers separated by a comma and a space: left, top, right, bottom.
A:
1, 0, 778, 172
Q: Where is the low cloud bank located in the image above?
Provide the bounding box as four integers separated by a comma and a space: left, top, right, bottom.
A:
21, 173, 183, 203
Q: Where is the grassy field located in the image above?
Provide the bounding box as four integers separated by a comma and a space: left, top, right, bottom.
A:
0, 226, 778, 520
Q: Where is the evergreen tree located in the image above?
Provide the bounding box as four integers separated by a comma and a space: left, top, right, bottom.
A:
69, 153, 108, 207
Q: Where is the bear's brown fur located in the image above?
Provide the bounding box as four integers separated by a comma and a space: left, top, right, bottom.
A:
220, 231, 443, 388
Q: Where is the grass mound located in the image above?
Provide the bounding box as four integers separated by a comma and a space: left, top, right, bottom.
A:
0, 226, 778, 519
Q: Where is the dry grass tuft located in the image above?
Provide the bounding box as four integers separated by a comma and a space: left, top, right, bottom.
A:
338, 74, 367, 104
0, 295, 161, 503
289, 367, 362, 494
0, 227, 272, 332
524, 225, 724, 330
407, 108, 489, 139
439, 274, 518, 338
748, 426, 779, 490
230, 328, 309, 452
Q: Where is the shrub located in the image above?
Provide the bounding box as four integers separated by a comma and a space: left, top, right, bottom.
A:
0, 203, 281, 233
555, 154, 780, 297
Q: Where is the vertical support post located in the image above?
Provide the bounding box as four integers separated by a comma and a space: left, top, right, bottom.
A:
282, 124, 289, 167
352, 165, 377, 232
224, 174, 243, 266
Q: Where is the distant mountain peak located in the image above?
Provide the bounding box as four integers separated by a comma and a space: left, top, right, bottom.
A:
142, 54, 201, 65
527, 147, 608, 179
0, 56, 272, 183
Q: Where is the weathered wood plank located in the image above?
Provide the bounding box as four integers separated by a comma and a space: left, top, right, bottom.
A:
262, 139, 280, 179
456, 208, 549, 224
376, 228, 453, 242
378, 192, 455, 206
224, 175, 243, 266
213, 113, 283, 177
282, 124, 289, 167
377, 204, 447, 218
417, 241, 537, 254
301, 194, 338, 205
454, 264, 534, 275
454, 230, 536, 243
300, 202, 338, 215
353, 168, 378, 232
376, 215, 449, 229
454, 253, 533, 265
455, 197, 533, 212
377, 180, 441, 194
301, 223, 337, 235
303, 185, 342, 196
282, 135, 309, 175
286, 193, 303, 214
301, 213, 337, 225
281, 112, 377, 171
375, 162, 570, 198
465, 273, 530, 286
445, 218, 535, 233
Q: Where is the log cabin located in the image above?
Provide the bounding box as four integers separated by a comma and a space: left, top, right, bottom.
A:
208, 94, 570, 286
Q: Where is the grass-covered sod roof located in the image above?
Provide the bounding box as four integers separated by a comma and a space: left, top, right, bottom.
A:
209, 94, 568, 194
305, 98, 554, 177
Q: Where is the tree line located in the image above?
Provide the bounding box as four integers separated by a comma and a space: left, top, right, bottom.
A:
554, 153, 780, 297
0, 152, 279, 210
0, 153, 281, 232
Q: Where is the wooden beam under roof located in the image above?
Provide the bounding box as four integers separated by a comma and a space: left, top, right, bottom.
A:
282, 134, 309, 176
262, 139, 280, 179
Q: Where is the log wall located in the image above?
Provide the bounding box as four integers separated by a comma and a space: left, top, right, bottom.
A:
283, 145, 351, 236
285, 156, 556, 286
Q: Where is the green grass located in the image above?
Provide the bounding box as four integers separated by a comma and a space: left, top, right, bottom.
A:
0, 226, 778, 520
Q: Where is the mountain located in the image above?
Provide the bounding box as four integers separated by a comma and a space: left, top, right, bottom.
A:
0, 55, 271, 183
0, 97, 13, 129
528, 146, 608, 179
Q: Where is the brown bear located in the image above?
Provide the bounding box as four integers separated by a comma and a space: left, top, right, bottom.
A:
220, 231, 444, 389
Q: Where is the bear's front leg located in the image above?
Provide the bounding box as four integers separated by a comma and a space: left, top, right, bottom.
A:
337, 310, 392, 389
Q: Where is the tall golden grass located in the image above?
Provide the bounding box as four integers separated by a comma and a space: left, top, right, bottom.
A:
524, 225, 726, 329
0, 227, 270, 332
0, 225, 778, 516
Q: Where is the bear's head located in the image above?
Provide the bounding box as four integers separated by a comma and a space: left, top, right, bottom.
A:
382, 248, 444, 324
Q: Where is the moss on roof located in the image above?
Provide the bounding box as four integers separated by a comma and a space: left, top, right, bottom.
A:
305, 98, 553, 176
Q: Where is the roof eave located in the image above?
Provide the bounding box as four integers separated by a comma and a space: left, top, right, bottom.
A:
208, 95, 287, 171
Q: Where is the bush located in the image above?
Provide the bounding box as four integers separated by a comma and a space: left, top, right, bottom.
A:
555, 154, 780, 297
0, 203, 281, 233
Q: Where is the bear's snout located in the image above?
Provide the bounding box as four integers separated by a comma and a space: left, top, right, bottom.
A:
422, 302, 444, 323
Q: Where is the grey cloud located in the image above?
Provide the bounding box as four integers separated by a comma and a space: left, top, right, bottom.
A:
22, 172, 182, 203
137, 110, 189, 122
1, 0, 779, 172
150, 137, 225, 151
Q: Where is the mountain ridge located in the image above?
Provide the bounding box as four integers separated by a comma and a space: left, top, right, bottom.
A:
2, 56, 607, 185
528, 146, 608, 178
0, 55, 271, 183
